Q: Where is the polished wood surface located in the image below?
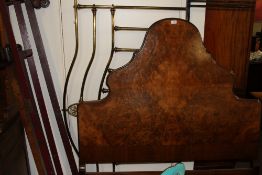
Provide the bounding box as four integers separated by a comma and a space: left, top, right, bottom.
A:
204, 0, 255, 95
78, 19, 261, 164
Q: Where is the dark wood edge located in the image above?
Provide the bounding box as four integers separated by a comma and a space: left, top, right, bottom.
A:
13, 2, 63, 174
23, 0, 78, 174
0, 1, 48, 174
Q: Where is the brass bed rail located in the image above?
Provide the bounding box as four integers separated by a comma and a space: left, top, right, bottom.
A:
77, 4, 187, 11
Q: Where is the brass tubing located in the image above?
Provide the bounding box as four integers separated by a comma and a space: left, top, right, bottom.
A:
80, 6, 97, 100
186, 0, 190, 21
114, 26, 148, 31
98, 7, 115, 100
62, 0, 79, 155
77, 4, 187, 11
114, 47, 139, 52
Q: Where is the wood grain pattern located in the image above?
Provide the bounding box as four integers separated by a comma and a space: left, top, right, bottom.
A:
78, 19, 261, 164
204, 0, 255, 95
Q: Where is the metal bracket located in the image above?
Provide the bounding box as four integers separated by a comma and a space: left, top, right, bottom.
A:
67, 103, 78, 117
30, 0, 50, 9
40, 0, 49, 8
22, 49, 33, 59
0, 44, 18, 69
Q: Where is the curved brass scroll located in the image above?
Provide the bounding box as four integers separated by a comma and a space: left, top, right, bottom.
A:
80, 5, 97, 100
63, 0, 79, 115
62, 0, 79, 155
98, 7, 115, 100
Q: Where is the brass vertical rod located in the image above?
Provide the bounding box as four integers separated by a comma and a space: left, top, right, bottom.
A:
80, 5, 97, 100
62, 0, 79, 155
98, 6, 115, 100
77, 4, 187, 11
186, 0, 190, 21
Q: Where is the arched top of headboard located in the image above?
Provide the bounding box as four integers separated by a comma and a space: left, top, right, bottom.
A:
78, 19, 261, 164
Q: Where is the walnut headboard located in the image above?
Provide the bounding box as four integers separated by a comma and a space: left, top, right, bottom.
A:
77, 19, 261, 166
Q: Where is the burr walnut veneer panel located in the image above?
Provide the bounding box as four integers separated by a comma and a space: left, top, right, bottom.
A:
78, 19, 261, 164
